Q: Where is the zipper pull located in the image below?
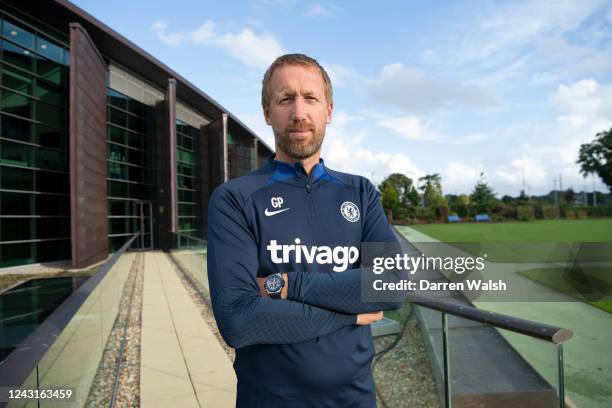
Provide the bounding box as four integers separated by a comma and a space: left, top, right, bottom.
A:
306, 182, 311, 193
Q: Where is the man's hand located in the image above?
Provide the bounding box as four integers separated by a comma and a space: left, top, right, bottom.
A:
356, 311, 383, 325
256, 273, 288, 299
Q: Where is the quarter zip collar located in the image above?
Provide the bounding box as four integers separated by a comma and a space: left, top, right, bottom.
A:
267, 154, 328, 184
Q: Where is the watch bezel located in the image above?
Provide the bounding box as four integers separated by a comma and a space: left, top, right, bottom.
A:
264, 273, 284, 298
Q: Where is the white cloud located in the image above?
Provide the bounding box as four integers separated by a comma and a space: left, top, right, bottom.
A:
553, 79, 612, 119
305, 5, 330, 18
448, 0, 604, 66
377, 116, 444, 141
368, 63, 493, 113
321, 62, 362, 88
151, 20, 285, 69
441, 162, 485, 195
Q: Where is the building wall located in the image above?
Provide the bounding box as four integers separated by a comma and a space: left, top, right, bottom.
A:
0, 3, 270, 268
0, 10, 71, 267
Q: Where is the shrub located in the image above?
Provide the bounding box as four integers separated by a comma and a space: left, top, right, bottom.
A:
565, 210, 576, 220
542, 205, 560, 219
517, 205, 535, 221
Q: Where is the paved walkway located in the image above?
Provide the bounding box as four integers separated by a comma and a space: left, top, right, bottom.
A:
395, 225, 612, 408
140, 251, 236, 407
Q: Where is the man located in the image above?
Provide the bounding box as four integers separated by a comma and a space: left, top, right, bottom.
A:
207, 53, 403, 407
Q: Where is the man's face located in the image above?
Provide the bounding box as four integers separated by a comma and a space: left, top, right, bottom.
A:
264, 64, 333, 160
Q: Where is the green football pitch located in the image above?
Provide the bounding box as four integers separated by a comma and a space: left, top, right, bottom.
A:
408, 218, 612, 242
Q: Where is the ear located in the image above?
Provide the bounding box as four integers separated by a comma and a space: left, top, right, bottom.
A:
326, 101, 334, 124
263, 105, 272, 125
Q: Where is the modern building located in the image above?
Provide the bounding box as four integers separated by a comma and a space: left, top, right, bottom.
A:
0, 0, 273, 269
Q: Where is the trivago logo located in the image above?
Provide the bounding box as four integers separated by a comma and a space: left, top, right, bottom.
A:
266, 238, 359, 272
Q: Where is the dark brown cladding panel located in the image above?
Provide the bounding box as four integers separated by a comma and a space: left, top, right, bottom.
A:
69, 22, 109, 268
200, 115, 227, 235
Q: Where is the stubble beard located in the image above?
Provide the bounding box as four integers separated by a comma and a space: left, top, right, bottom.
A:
275, 124, 325, 160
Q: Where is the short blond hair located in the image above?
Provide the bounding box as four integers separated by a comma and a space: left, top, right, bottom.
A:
261, 53, 333, 109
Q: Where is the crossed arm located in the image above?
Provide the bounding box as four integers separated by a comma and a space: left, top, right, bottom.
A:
207, 181, 402, 350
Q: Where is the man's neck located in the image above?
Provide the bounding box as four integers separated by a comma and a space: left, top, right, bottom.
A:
274, 150, 321, 175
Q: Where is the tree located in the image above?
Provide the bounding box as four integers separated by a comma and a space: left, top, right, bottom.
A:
577, 128, 612, 193
380, 183, 399, 220
470, 174, 496, 214
562, 188, 576, 205
418, 173, 443, 207
378, 173, 420, 208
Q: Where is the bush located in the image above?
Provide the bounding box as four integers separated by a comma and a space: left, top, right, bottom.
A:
491, 201, 516, 220
517, 205, 535, 221
586, 205, 612, 217
542, 205, 560, 219
434, 205, 449, 222
565, 210, 576, 220
416, 207, 433, 223
392, 206, 410, 221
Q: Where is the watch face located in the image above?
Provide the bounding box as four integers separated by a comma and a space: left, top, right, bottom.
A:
265, 274, 283, 292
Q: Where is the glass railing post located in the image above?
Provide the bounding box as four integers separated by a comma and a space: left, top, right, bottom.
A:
557, 343, 564, 408
442, 312, 451, 408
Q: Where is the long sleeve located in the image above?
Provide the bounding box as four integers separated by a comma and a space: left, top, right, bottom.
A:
207, 185, 356, 349
286, 178, 407, 314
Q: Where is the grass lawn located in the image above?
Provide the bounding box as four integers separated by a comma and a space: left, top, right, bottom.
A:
409, 219, 612, 242
405, 219, 612, 262
518, 267, 612, 314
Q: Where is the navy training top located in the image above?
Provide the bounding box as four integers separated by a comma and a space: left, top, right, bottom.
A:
207, 157, 402, 408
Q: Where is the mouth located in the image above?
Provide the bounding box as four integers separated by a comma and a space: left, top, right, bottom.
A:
288, 129, 311, 136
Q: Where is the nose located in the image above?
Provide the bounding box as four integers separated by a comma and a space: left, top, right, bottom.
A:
291, 97, 307, 123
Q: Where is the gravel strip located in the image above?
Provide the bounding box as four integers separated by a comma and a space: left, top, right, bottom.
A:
86, 252, 143, 407
373, 308, 442, 408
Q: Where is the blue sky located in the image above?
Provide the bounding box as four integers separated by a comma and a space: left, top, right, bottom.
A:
73, 0, 612, 196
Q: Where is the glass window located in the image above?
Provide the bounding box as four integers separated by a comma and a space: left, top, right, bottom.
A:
37, 171, 68, 193
2, 65, 33, 94
36, 35, 63, 65
35, 148, 67, 172
0, 191, 32, 215
1, 139, 32, 166
1, 165, 34, 190
35, 193, 69, 215
38, 217, 70, 239
108, 180, 128, 197
108, 143, 126, 162
35, 81, 65, 106
1, 218, 32, 241
128, 99, 143, 117
109, 200, 129, 216
37, 239, 70, 263
127, 149, 142, 165
35, 124, 65, 149
128, 131, 143, 150
35, 101, 65, 129
1, 90, 33, 119
109, 107, 127, 128
128, 114, 144, 133
2, 40, 35, 72
108, 89, 128, 110
0, 242, 34, 267
36, 57, 65, 86
108, 125, 127, 145
1, 114, 32, 143
3, 18, 35, 50
108, 161, 128, 180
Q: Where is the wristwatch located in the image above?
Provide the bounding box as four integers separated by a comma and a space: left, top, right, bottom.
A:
264, 273, 285, 299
